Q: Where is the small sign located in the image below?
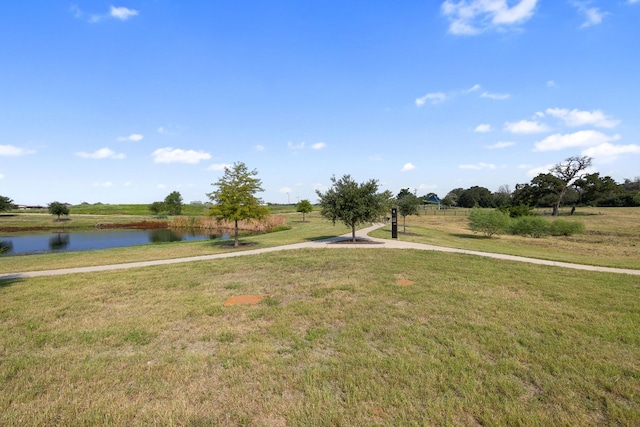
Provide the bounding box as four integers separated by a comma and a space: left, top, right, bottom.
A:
391, 208, 398, 239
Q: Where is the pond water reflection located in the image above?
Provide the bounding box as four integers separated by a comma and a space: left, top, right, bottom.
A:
0, 228, 229, 256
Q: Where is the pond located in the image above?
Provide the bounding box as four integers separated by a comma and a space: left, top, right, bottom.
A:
0, 229, 231, 256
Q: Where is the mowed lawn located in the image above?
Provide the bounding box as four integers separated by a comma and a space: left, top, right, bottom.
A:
1, 248, 638, 426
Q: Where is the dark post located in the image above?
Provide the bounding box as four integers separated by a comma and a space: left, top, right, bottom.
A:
391, 208, 398, 239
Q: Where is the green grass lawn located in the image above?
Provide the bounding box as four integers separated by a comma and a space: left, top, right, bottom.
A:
1, 249, 638, 425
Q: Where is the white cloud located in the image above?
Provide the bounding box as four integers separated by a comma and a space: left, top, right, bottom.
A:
629, 0, 639, 4
311, 142, 327, 150
547, 80, 556, 87
545, 108, 619, 128
76, 147, 125, 159
475, 124, 492, 133
485, 141, 515, 149
466, 84, 482, 93
401, 163, 417, 172
580, 7, 606, 28
255, 145, 265, 151
117, 133, 144, 142
369, 154, 383, 161
93, 181, 113, 188
279, 187, 292, 194
207, 163, 232, 171
157, 126, 165, 134
110, 6, 139, 20
526, 164, 554, 177
0, 173, 4, 179
582, 143, 640, 162
504, 120, 549, 134
157, 184, 166, 189
0, 145, 36, 156
152, 147, 211, 164
533, 130, 620, 152
481, 91, 510, 100
416, 92, 447, 106
441, 0, 538, 35
459, 162, 496, 170
287, 142, 305, 150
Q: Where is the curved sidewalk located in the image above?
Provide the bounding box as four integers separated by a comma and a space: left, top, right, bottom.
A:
1, 223, 638, 279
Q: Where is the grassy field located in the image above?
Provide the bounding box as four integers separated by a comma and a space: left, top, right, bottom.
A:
1, 247, 638, 425
371, 206, 640, 270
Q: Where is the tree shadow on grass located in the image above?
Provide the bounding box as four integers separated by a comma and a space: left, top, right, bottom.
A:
0, 277, 24, 289
451, 233, 493, 240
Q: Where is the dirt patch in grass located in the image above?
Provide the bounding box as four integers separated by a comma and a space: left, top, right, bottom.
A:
223, 295, 271, 306
396, 279, 414, 286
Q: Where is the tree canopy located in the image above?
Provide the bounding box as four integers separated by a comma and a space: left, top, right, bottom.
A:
48, 201, 69, 220
164, 191, 183, 215
0, 196, 16, 213
296, 199, 313, 222
548, 155, 593, 215
316, 174, 392, 242
396, 193, 420, 232
206, 162, 269, 247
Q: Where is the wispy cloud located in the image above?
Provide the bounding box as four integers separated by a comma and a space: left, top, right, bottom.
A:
311, 142, 327, 150
255, 144, 265, 151
533, 130, 620, 152
0, 144, 36, 156
415, 92, 447, 106
287, 142, 305, 150
279, 187, 292, 194
152, 147, 211, 164
459, 162, 496, 170
441, 0, 538, 35
583, 143, 640, 162
571, 2, 607, 28
71, 4, 139, 23
93, 181, 113, 188
504, 120, 549, 134
76, 147, 125, 159
485, 141, 515, 149
401, 163, 417, 172
110, 6, 139, 21
207, 163, 233, 171
481, 91, 510, 100
474, 124, 492, 133
544, 108, 619, 128
117, 133, 144, 142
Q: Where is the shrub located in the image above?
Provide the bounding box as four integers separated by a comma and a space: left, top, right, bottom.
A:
549, 219, 585, 236
509, 216, 550, 238
468, 207, 511, 237
499, 204, 535, 218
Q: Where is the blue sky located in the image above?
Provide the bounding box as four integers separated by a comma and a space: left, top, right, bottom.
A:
1, 1, 639, 205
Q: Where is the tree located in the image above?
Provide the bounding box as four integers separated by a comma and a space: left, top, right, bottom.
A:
0, 196, 16, 213
206, 162, 269, 247
316, 174, 392, 242
468, 207, 511, 237
549, 155, 592, 216
397, 194, 420, 232
48, 201, 69, 220
149, 201, 166, 216
296, 199, 313, 221
164, 191, 183, 215
457, 186, 494, 208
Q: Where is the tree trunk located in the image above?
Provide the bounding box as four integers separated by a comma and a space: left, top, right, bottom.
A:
234, 219, 239, 247
403, 215, 407, 233
351, 225, 356, 242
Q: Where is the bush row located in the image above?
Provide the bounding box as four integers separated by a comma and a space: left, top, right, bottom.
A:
468, 208, 585, 238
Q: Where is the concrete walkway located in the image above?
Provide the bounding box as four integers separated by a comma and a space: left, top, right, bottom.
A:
1, 223, 639, 280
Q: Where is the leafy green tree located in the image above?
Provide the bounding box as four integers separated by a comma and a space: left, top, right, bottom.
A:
316, 174, 392, 242
397, 194, 420, 232
48, 201, 69, 220
468, 207, 511, 237
149, 201, 166, 216
0, 196, 16, 213
164, 191, 183, 215
396, 188, 413, 199
458, 186, 494, 208
206, 162, 269, 247
296, 199, 313, 221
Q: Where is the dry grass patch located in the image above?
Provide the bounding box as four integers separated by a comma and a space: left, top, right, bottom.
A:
1, 249, 639, 426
